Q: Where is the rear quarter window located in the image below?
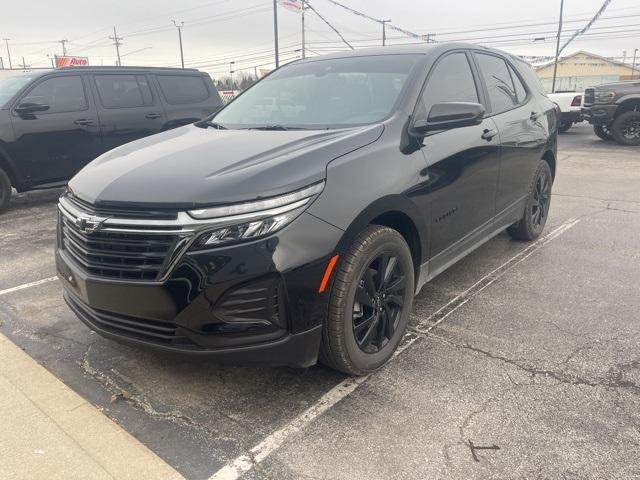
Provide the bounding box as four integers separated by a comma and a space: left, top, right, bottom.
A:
157, 75, 210, 104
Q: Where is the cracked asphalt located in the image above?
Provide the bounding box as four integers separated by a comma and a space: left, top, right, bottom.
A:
1, 122, 639, 480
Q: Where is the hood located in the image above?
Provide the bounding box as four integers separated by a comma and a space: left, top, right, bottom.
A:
70, 124, 383, 209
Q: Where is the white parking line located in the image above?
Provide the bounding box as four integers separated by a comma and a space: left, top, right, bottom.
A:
0, 276, 58, 297
208, 217, 581, 480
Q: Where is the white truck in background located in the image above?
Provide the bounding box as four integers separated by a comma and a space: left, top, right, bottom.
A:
548, 91, 584, 133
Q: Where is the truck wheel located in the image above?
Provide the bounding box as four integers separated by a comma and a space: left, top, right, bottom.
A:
0, 168, 11, 214
558, 121, 572, 133
610, 111, 640, 146
593, 124, 613, 141
320, 225, 414, 376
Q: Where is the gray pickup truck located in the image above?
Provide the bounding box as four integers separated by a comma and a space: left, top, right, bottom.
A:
581, 80, 640, 145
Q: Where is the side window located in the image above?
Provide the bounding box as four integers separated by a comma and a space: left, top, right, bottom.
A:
20, 76, 87, 114
420, 52, 479, 118
475, 53, 517, 114
94, 74, 151, 108
157, 75, 209, 105
508, 64, 528, 103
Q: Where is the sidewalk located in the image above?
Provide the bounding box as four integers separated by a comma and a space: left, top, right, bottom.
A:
0, 333, 184, 480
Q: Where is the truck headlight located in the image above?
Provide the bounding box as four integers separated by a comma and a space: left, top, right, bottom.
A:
188, 182, 324, 249
594, 91, 616, 104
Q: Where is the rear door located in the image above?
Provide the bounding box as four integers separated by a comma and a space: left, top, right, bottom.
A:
91, 73, 167, 153
154, 73, 223, 129
9, 73, 101, 185
418, 51, 501, 264
472, 52, 548, 224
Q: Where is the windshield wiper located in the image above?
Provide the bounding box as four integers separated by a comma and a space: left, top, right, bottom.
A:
250, 125, 307, 131
202, 121, 227, 130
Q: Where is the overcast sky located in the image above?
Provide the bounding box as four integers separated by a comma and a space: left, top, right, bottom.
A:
1, 0, 639, 78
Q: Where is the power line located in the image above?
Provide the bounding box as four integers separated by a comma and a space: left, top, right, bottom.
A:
306, 1, 353, 50
559, 0, 613, 54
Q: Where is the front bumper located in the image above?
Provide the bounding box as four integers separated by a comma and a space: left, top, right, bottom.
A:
56, 211, 344, 368
581, 105, 617, 125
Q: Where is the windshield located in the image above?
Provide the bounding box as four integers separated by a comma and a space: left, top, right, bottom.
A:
0, 74, 40, 108
212, 55, 421, 129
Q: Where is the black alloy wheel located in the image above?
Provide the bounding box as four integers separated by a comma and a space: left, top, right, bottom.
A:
611, 111, 640, 146
507, 160, 553, 242
320, 225, 414, 376
593, 124, 613, 141
531, 169, 551, 230
352, 253, 406, 353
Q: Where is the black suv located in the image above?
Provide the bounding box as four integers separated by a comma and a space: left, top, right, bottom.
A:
581, 80, 640, 145
56, 44, 557, 375
0, 67, 223, 211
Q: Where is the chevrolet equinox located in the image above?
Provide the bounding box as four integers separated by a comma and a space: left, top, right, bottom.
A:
56, 44, 557, 375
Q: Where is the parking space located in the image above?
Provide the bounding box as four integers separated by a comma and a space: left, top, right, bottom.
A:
1, 123, 639, 480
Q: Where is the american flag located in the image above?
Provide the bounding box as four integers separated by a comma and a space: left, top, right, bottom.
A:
278, 0, 303, 13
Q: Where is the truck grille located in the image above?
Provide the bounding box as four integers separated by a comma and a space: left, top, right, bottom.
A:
584, 88, 595, 106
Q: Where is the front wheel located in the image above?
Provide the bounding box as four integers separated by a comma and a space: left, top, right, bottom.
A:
320, 225, 415, 376
508, 160, 553, 241
593, 124, 613, 141
610, 111, 640, 146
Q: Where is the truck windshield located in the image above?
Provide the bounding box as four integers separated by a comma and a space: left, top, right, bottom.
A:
212, 55, 421, 129
0, 74, 40, 108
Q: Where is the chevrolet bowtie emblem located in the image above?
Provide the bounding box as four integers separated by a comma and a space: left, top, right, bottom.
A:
74, 215, 108, 234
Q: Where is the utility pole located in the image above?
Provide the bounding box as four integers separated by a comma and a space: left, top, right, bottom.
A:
551, 0, 564, 93
18, 56, 30, 69
0, 57, 4, 69
632, 49, 638, 80
47, 54, 55, 68
58, 39, 68, 56
109, 26, 123, 66
301, 0, 306, 59
3, 38, 12, 69
230, 61, 235, 91
273, 0, 279, 68
172, 20, 185, 68
381, 19, 391, 46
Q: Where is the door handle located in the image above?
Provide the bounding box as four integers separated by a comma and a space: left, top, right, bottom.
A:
481, 128, 498, 141
530, 111, 541, 121
73, 118, 94, 126
145, 113, 161, 119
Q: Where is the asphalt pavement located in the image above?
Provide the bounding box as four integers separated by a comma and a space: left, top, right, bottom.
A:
1, 122, 638, 480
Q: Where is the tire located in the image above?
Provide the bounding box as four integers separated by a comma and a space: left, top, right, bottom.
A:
0, 168, 11, 214
507, 161, 553, 242
558, 121, 572, 133
610, 111, 640, 146
320, 225, 415, 376
593, 124, 613, 141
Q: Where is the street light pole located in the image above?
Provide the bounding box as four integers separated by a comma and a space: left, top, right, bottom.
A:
172, 20, 185, 68
273, 0, 279, 68
632, 48, 638, 80
551, 0, 564, 93
3, 38, 12, 69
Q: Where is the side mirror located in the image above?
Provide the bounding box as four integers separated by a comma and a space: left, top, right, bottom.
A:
410, 102, 485, 136
14, 101, 50, 116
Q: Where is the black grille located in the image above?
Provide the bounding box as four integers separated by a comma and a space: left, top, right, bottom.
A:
584, 88, 595, 105
60, 214, 178, 281
66, 293, 194, 346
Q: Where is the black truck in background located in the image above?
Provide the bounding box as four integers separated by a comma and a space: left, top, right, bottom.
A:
0, 67, 223, 212
581, 80, 640, 146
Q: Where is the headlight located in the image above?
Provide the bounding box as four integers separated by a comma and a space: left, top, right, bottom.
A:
594, 91, 616, 104
188, 182, 324, 249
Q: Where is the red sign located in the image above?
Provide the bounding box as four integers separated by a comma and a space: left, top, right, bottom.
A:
55, 56, 89, 68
